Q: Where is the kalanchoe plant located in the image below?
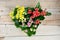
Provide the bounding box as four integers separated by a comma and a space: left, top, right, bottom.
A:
9, 2, 51, 36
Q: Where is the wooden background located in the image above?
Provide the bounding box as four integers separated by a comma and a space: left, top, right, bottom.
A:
0, 0, 60, 40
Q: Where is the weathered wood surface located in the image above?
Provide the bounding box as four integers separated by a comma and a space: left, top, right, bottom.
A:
0, 14, 60, 25
0, 25, 5, 37
0, 0, 60, 40
5, 36, 60, 40
5, 25, 60, 37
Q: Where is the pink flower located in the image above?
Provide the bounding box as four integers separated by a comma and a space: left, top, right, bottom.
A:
27, 19, 33, 27
27, 22, 31, 27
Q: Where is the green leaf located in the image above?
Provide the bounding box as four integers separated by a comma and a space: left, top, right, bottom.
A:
32, 31, 36, 35
27, 29, 32, 36
30, 7, 35, 11
30, 24, 37, 29
24, 14, 30, 21
25, 7, 35, 12
30, 27, 36, 35
39, 16, 45, 20
21, 27, 27, 30
34, 16, 45, 21
46, 12, 52, 16
35, 2, 42, 12
25, 7, 29, 13
14, 8, 18, 16
36, 2, 41, 8
12, 17, 16, 21
15, 20, 20, 28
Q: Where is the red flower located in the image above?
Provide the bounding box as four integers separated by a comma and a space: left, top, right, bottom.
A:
41, 9, 47, 16
30, 11, 40, 19
41, 11, 46, 16
28, 9, 32, 14
35, 19, 40, 24
33, 11, 40, 17
29, 8, 41, 19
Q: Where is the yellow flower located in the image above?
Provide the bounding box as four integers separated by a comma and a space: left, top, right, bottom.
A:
20, 15, 24, 19
19, 14, 24, 21
16, 14, 19, 19
16, 6, 25, 21
16, 5, 21, 11
9, 11, 14, 19
19, 12, 23, 15
20, 6, 24, 11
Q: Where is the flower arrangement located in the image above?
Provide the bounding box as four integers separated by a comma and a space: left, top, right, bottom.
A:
9, 2, 51, 36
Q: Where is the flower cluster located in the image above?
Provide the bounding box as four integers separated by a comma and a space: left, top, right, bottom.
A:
9, 2, 51, 36
27, 8, 47, 25
29, 8, 41, 19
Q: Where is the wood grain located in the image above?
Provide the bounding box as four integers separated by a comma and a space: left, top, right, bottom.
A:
0, 25, 5, 37
5, 0, 60, 9
0, 0, 60, 39
5, 25, 60, 37
5, 36, 60, 40
0, 14, 60, 25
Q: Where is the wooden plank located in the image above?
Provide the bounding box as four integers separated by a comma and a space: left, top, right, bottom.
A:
5, 25, 27, 36
0, 7, 9, 16
4, 36, 60, 40
0, 25, 5, 37
0, 1, 60, 16
0, 15, 14, 25
0, 0, 60, 39
41, 20, 60, 26
36, 25, 60, 35
0, 2, 6, 16
0, 1, 5, 7
5, 0, 59, 2
38, 0, 60, 2
5, 1, 60, 8
0, 14, 60, 26
5, 25, 60, 37
0, 8, 60, 16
